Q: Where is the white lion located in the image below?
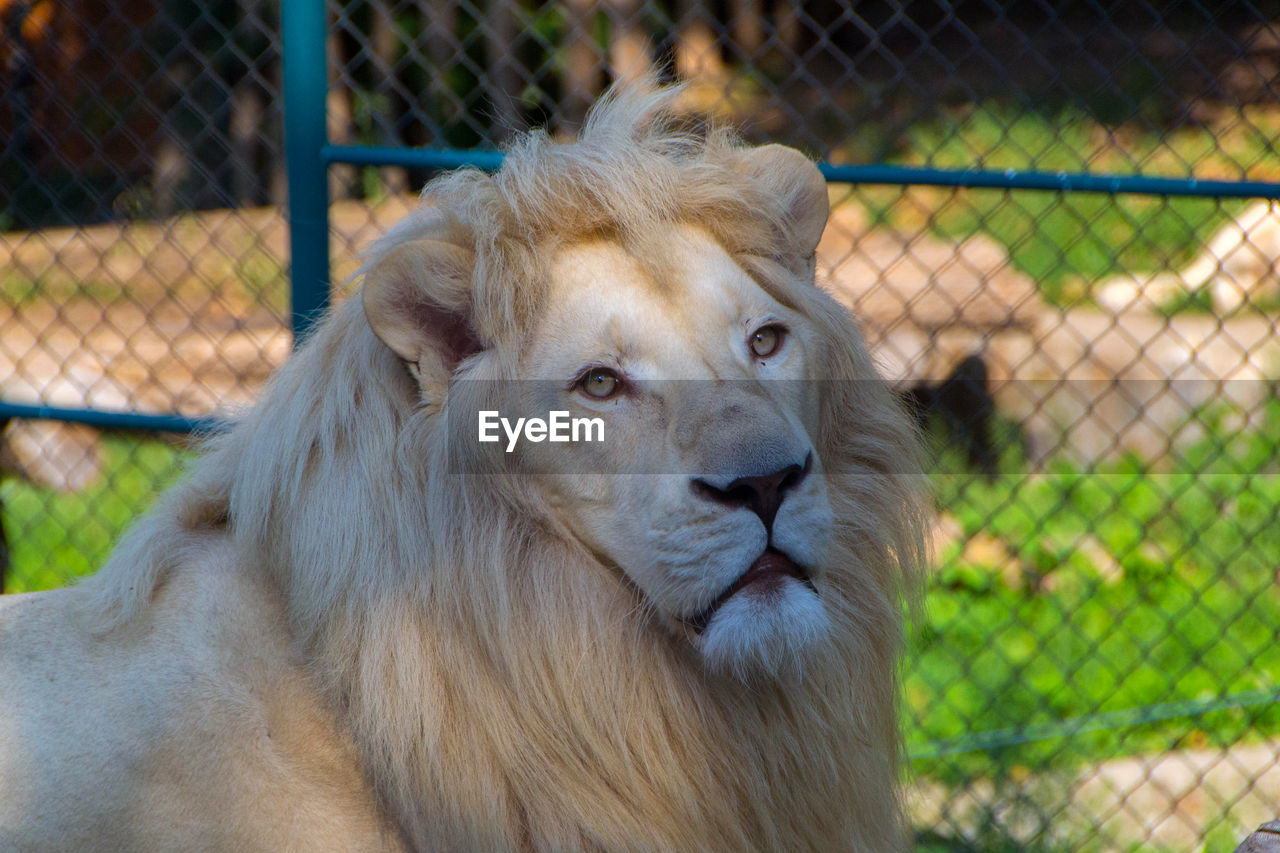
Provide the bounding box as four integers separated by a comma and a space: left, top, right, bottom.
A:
0, 82, 927, 851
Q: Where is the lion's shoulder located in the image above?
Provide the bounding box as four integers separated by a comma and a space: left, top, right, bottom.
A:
0, 533, 397, 850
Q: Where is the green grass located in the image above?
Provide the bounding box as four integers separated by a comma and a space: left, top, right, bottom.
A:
0, 272, 128, 308
2, 435, 188, 593
906, 399, 1280, 785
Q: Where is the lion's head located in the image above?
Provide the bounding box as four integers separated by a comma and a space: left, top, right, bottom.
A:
92, 80, 926, 850
359, 86, 921, 683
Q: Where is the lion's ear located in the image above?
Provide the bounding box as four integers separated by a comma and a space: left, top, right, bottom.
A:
362, 239, 480, 375
737, 144, 829, 265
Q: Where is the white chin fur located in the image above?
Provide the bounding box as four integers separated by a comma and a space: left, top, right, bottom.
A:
697, 579, 831, 680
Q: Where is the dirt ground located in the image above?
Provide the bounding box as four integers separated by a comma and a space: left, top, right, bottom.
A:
0, 196, 426, 418
909, 738, 1280, 849
0, 197, 417, 487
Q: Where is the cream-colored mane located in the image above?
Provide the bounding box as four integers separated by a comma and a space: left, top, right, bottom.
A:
82, 83, 927, 850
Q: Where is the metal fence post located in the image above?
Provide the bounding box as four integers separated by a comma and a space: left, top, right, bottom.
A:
282, 0, 331, 345
0, 418, 8, 594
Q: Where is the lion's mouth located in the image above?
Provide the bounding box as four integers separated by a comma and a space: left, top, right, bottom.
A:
684, 548, 815, 635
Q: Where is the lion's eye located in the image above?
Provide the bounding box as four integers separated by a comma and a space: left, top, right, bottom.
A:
579, 367, 621, 399
749, 325, 786, 359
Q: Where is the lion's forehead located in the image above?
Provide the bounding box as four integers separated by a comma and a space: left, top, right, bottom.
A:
534, 225, 787, 377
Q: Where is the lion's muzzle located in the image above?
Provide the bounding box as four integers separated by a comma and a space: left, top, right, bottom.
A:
690, 451, 813, 534
684, 547, 814, 635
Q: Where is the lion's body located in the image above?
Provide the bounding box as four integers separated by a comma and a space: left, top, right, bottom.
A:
0, 534, 394, 850
0, 84, 925, 851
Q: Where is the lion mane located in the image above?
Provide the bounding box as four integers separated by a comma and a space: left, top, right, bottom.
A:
81, 82, 927, 850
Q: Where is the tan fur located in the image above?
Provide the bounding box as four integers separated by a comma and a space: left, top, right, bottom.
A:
0, 80, 926, 851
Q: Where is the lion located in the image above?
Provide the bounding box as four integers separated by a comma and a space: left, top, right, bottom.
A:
0, 81, 927, 851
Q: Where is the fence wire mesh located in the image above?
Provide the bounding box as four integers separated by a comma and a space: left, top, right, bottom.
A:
3, 1, 1280, 849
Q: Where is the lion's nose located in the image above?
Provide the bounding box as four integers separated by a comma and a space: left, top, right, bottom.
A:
691, 452, 812, 533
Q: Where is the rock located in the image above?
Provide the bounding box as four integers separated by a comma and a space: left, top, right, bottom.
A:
820, 221, 1043, 337
1096, 200, 1280, 313
820, 201, 1280, 467
1235, 819, 1280, 853
987, 309, 1280, 465
0, 419, 103, 492
817, 199, 1048, 399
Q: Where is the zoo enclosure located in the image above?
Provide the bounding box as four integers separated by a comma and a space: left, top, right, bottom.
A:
3, 1, 1280, 849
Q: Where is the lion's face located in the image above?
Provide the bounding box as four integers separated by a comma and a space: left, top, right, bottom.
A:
362, 138, 857, 680
515, 225, 836, 677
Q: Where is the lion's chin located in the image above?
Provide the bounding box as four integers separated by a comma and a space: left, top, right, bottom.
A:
695, 577, 831, 681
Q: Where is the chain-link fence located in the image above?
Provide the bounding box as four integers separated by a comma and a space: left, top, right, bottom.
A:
3, 1, 1280, 848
